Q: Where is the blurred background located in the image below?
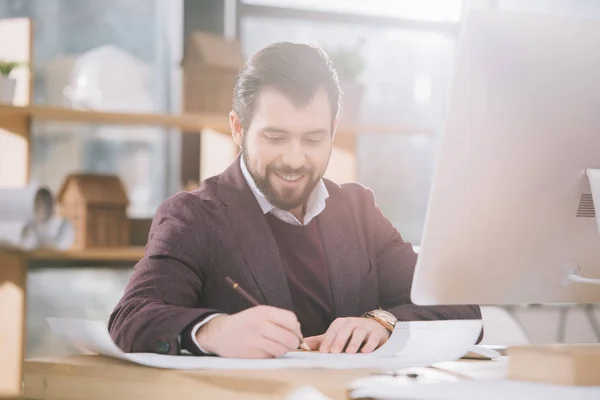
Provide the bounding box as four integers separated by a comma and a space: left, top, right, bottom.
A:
0, 0, 599, 357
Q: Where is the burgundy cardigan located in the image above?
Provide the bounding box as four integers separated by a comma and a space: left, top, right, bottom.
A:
108, 156, 482, 355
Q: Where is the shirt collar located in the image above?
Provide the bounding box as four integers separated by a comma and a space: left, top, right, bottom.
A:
240, 156, 329, 225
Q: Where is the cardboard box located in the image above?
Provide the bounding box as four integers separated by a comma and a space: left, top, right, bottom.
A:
508, 344, 600, 386
182, 32, 245, 115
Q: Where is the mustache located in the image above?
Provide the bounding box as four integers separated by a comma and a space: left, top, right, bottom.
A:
267, 165, 313, 176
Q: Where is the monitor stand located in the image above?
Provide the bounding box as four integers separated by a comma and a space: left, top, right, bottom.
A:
509, 170, 600, 386
587, 168, 600, 235
565, 169, 600, 286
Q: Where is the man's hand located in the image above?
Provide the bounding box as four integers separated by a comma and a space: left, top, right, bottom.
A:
304, 317, 391, 354
195, 305, 303, 358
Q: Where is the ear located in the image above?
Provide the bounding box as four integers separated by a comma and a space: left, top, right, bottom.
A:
230, 111, 244, 148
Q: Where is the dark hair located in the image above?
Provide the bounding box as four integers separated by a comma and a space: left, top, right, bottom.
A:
232, 42, 341, 131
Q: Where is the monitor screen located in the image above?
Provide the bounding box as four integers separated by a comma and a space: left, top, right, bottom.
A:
411, 9, 600, 305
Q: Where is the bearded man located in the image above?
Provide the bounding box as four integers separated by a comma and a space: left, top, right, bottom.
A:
108, 42, 481, 358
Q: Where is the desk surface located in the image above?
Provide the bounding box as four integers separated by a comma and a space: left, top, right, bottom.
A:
21, 355, 508, 400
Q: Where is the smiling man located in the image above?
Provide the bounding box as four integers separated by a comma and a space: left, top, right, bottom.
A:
108, 42, 481, 358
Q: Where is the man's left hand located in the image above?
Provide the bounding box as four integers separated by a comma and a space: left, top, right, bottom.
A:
303, 317, 391, 354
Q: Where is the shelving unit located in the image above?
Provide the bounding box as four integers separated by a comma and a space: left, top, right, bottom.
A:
0, 18, 433, 265
0, 105, 432, 262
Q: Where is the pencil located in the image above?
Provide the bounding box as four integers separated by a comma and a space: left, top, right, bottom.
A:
225, 276, 261, 306
225, 276, 311, 352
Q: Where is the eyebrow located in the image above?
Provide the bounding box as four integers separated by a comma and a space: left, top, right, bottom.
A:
259, 127, 329, 135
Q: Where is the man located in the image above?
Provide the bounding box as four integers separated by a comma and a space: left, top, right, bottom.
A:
108, 42, 481, 358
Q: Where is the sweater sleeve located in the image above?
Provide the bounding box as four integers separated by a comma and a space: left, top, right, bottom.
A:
108, 192, 223, 354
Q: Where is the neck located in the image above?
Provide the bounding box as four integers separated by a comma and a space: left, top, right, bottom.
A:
289, 204, 306, 223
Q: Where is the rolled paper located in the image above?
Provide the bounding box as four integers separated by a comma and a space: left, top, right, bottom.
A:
0, 184, 74, 250
11, 216, 75, 251
36, 216, 75, 251
0, 220, 38, 250
0, 184, 54, 223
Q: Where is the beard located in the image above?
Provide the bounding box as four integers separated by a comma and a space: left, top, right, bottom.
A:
242, 149, 322, 211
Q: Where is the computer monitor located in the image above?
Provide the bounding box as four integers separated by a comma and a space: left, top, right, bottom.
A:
411, 9, 600, 306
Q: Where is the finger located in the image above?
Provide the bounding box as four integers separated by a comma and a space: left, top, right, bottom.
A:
261, 322, 301, 351
360, 332, 381, 354
257, 337, 291, 358
344, 327, 369, 354
318, 319, 347, 353
303, 335, 324, 351
328, 322, 357, 354
235, 337, 280, 359
265, 308, 303, 339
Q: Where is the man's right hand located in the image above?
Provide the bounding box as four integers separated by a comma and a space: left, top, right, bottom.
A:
195, 305, 303, 358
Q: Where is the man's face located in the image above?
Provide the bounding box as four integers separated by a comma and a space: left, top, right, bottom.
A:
240, 87, 334, 211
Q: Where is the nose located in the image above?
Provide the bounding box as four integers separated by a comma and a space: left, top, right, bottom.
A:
281, 140, 306, 171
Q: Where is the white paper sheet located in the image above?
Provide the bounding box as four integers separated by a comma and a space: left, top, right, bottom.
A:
0, 216, 74, 251
0, 220, 37, 249
33, 216, 75, 251
349, 379, 600, 400
47, 317, 482, 370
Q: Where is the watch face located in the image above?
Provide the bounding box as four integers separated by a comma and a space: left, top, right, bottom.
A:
374, 309, 398, 324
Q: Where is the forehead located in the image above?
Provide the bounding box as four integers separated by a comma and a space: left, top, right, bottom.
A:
251, 87, 332, 132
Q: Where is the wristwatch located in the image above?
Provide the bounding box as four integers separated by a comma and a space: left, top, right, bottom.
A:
362, 309, 398, 333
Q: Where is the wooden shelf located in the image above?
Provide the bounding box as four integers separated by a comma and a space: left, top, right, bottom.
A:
0, 104, 435, 167
0, 104, 230, 134
27, 247, 145, 263
0, 104, 434, 137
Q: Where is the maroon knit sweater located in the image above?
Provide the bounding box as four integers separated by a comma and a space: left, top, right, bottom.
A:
265, 213, 334, 337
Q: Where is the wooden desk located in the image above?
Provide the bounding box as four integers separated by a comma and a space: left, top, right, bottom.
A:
23, 355, 372, 400
20, 355, 509, 400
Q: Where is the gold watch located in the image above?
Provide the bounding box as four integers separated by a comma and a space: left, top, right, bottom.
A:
362, 309, 398, 333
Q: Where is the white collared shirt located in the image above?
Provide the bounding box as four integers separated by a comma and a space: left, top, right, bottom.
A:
239, 156, 329, 226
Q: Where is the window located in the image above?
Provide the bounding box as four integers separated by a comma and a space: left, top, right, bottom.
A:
498, 0, 600, 19
242, 0, 463, 22
240, 4, 458, 243
0, 0, 179, 217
